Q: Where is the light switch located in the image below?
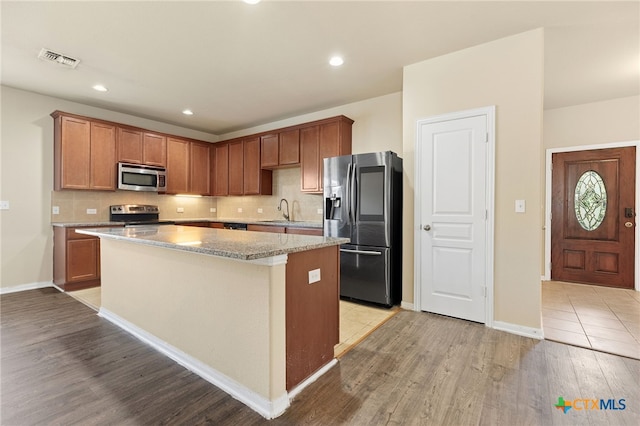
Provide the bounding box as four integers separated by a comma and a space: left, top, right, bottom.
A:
308, 268, 321, 284
515, 200, 526, 213
52, 206, 60, 215
86, 208, 97, 215
0, 201, 9, 210
177, 207, 185, 213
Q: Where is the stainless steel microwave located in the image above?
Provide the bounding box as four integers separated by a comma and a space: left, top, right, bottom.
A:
117, 162, 167, 192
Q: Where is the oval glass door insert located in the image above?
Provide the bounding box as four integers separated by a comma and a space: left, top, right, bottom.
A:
574, 170, 607, 231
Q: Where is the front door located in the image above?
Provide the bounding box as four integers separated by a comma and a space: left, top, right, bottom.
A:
551, 147, 636, 288
418, 112, 489, 323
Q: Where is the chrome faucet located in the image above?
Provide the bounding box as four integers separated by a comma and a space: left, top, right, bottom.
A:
277, 198, 290, 221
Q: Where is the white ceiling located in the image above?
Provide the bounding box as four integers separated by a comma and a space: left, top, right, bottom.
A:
2, 1, 638, 135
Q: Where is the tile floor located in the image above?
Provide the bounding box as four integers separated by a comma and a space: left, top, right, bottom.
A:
542, 280, 640, 359
68, 287, 399, 358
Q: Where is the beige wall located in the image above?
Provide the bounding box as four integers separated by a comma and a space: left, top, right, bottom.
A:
544, 96, 640, 149
403, 29, 545, 329
0, 86, 218, 289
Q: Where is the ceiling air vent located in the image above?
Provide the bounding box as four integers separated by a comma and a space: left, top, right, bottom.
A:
37, 48, 80, 69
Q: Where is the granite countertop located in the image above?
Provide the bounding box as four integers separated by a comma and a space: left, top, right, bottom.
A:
76, 225, 347, 261
52, 218, 323, 229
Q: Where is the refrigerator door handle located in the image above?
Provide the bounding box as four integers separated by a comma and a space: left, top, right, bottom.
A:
340, 248, 383, 256
346, 162, 353, 223
350, 163, 357, 223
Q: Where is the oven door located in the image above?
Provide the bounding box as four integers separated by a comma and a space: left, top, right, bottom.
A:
339, 244, 391, 306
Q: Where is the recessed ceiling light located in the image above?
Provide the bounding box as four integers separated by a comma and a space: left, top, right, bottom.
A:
182, 109, 194, 116
329, 56, 344, 67
243, 0, 261, 4
92, 84, 108, 92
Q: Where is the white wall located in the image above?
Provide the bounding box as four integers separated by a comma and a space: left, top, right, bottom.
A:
403, 29, 545, 329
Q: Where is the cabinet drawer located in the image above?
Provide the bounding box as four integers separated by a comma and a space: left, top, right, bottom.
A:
247, 224, 286, 233
286, 227, 323, 236
66, 227, 100, 241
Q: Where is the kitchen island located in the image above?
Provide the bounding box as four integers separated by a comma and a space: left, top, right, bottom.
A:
77, 225, 348, 419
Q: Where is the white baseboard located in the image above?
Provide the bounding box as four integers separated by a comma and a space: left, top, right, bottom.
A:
288, 358, 337, 401
400, 301, 415, 311
493, 320, 544, 340
98, 307, 290, 419
0, 281, 54, 295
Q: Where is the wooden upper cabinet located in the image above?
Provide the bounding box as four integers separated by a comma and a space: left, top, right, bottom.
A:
117, 127, 143, 164
52, 111, 116, 191
301, 116, 353, 193
166, 137, 190, 194
118, 128, 166, 167
261, 134, 279, 168
143, 133, 167, 167
279, 129, 300, 166
212, 143, 229, 196
260, 130, 300, 169
89, 122, 117, 190
166, 138, 209, 195
300, 126, 320, 192
244, 137, 272, 195
228, 140, 244, 196
190, 142, 211, 196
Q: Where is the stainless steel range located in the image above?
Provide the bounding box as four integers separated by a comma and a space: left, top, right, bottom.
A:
110, 204, 175, 227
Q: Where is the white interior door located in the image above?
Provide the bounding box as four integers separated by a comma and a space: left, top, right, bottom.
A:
417, 111, 490, 323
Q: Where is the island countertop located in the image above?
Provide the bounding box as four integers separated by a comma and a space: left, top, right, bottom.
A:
77, 225, 348, 261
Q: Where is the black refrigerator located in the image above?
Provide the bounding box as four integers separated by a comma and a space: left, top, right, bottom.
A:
323, 151, 402, 307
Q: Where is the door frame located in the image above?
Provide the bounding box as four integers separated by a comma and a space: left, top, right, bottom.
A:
544, 140, 640, 291
413, 106, 495, 327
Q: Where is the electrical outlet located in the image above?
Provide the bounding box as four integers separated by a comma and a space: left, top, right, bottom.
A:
515, 199, 526, 213
86, 208, 97, 215
52, 206, 60, 215
257, 208, 263, 214
210, 207, 216, 213
308, 268, 321, 284
0, 201, 9, 210
237, 207, 243, 213
177, 207, 185, 213
317, 208, 323, 215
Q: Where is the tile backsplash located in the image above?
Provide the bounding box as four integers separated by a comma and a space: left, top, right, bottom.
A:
50, 168, 323, 223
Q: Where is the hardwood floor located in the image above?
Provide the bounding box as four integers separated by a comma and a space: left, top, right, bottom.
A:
2, 288, 639, 425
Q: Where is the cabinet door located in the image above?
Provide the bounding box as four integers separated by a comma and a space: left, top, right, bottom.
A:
261, 134, 279, 168
228, 140, 244, 195
244, 137, 261, 195
117, 127, 143, 164
90, 122, 116, 190
60, 116, 91, 189
166, 137, 190, 194
247, 224, 286, 233
286, 227, 323, 236
300, 126, 320, 192
279, 129, 300, 166
190, 142, 211, 195
143, 132, 167, 167
67, 238, 99, 282
212, 143, 229, 196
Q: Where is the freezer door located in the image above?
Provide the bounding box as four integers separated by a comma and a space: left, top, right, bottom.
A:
339, 244, 391, 306
323, 155, 352, 239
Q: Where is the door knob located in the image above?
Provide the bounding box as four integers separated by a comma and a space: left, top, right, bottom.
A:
625, 222, 634, 228
423, 224, 431, 231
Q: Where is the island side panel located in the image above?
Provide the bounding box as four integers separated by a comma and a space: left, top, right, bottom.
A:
99, 238, 287, 402
285, 245, 339, 390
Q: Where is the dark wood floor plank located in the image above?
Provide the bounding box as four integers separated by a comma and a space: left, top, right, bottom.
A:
3, 289, 639, 425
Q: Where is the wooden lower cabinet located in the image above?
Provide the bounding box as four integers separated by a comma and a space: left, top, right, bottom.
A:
247, 224, 286, 233
180, 221, 224, 228
285, 245, 339, 390
53, 226, 121, 291
247, 224, 322, 235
